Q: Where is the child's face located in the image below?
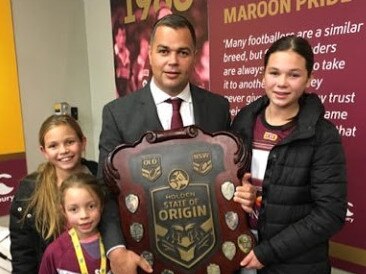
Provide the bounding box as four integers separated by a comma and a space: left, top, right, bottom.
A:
263, 50, 311, 111
63, 186, 102, 239
41, 125, 86, 180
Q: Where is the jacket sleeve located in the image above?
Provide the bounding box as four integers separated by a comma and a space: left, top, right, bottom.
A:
98, 103, 127, 251
98, 191, 126, 251
9, 178, 40, 273
254, 121, 347, 265
98, 103, 124, 178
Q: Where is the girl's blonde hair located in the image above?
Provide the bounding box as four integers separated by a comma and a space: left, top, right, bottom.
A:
23, 115, 85, 240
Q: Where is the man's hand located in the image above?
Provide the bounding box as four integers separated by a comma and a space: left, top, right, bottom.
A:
109, 247, 153, 274
233, 173, 256, 213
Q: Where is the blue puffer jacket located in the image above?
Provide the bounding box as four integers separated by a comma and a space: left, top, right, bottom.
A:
232, 93, 347, 274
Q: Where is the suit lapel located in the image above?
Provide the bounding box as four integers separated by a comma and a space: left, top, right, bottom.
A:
191, 85, 206, 127
138, 86, 164, 131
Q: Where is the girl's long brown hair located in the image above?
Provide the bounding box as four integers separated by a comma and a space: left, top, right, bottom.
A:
23, 115, 85, 240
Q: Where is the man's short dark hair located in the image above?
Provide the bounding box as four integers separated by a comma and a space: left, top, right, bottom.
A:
150, 14, 196, 49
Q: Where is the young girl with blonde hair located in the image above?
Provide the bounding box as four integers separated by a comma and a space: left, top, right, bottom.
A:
10, 114, 97, 273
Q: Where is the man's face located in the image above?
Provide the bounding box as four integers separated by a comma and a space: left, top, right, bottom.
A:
149, 26, 196, 96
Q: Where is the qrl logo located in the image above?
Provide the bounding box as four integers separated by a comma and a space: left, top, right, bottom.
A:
141, 156, 162, 182
0, 173, 14, 195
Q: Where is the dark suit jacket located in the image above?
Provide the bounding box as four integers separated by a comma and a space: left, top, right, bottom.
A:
98, 83, 231, 250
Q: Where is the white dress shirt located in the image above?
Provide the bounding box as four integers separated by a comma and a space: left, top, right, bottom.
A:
150, 78, 195, 130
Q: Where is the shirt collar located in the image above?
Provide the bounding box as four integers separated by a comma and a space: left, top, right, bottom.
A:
150, 77, 192, 105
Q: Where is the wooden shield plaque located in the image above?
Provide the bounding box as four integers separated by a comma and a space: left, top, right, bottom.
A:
104, 126, 255, 274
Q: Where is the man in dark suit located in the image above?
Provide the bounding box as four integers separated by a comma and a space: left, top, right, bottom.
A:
98, 14, 255, 274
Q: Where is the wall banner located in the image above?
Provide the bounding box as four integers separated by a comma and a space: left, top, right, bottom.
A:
208, 1, 365, 273
109, 0, 365, 272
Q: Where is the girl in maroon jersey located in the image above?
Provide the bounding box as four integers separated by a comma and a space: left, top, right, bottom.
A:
39, 173, 111, 274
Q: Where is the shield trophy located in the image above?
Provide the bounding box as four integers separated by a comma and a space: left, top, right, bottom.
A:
104, 126, 255, 274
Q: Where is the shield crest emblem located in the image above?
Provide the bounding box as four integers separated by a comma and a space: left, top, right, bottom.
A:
192, 151, 213, 175
141, 155, 161, 181
104, 126, 255, 274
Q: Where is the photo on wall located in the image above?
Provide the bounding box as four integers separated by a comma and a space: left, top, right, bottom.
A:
110, 0, 209, 97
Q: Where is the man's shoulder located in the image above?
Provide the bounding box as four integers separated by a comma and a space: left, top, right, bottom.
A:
105, 87, 149, 109
191, 85, 229, 104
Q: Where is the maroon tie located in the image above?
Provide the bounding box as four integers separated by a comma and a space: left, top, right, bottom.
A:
167, 98, 183, 130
